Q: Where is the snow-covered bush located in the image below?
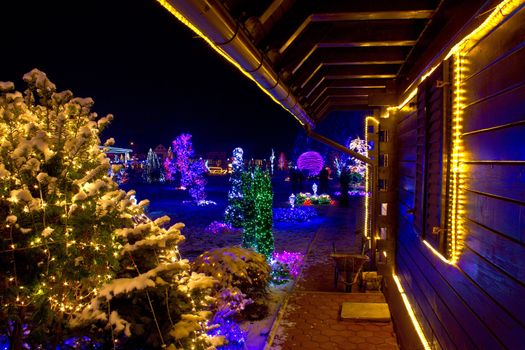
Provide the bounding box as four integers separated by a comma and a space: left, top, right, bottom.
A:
192, 247, 271, 320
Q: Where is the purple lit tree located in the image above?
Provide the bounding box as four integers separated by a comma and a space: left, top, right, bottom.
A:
188, 158, 208, 202
172, 133, 193, 189
171, 134, 209, 203
163, 146, 176, 182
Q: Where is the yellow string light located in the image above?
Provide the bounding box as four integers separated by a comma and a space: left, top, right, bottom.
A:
393, 275, 432, 350
364, 116, 379, 240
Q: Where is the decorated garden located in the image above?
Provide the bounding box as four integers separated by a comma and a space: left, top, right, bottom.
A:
0, 71, 367, 349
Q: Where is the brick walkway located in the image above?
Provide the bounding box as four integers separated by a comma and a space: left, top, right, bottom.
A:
269, 200, 399, 350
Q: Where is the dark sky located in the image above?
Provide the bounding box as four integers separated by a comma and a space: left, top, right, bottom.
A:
0, 0, 305, 158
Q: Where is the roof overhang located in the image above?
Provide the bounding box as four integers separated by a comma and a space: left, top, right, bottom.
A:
156, 0, 518, 126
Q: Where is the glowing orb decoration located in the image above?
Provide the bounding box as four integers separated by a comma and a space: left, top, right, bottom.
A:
297, 151, 324, 176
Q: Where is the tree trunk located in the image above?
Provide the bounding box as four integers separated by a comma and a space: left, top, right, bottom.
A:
10, 308, 24, 350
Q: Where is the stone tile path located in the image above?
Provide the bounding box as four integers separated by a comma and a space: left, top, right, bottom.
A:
269, 200, 399, 350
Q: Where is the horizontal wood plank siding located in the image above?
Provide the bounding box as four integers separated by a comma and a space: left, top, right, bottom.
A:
462, 84, 525, 133
466, 190, 525, 242
393, 6, 525, 349
466, 164, 525, 202
463, 124, 525, 160
465, 220, 525, 284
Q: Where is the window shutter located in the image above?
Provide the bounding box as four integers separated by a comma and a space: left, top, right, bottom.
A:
414, 85, 427, 233
414, 64, 447, 252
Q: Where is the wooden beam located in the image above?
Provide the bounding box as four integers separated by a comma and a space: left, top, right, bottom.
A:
279, 10, 434, 54
291, 41, 417, 75
302, 74, 396, 98
305, 77, 392, 99
368, 92, 397, 106
312, 96, 370, 115
307, 87, 385, 106
295, 63, 401, 89
314, 102, 375, 121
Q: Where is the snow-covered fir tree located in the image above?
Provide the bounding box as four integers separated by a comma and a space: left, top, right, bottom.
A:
224, 147, 244, 227
348, 136, 369, 177
71, 216, 221, 349
0, 70, 219, 349
144, 148, 164, 183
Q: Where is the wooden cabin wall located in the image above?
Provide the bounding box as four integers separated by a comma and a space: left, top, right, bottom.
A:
393, 6, 525, 349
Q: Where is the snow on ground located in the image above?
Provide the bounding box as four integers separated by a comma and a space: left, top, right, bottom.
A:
125, 175, 326, 260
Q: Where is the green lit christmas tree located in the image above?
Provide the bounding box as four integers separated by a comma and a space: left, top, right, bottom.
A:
240, 167, 274, 259
241, 169, 256, 249
253, 167, 274, 258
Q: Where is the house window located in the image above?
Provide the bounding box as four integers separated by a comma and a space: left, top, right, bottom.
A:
379, 154, 388, 167
381, 203, 388, 216
380, 227, 387, 240
379, 130, 388, 142
414, 63, 451, 253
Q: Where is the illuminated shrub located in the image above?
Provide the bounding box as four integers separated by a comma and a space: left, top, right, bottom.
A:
193, 247, 270, 302
193, 247, 271, 320
297, 151, 324, 176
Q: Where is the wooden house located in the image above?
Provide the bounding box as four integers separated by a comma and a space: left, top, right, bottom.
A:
157, 0, 525, 348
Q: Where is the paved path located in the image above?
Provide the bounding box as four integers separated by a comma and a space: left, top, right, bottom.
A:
269, 200, 399, 350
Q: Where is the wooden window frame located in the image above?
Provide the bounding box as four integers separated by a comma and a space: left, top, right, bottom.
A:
414, 61, 452, 254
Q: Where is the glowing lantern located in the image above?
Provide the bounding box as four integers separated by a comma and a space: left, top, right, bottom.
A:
289, 193, 296, 208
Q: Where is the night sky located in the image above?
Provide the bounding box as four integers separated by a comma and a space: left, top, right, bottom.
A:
1, 0, 307, 158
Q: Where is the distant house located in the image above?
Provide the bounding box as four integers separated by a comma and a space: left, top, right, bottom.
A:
206, 151, 227, 168
100, 146, 132, 163
154, 144, 168, 161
